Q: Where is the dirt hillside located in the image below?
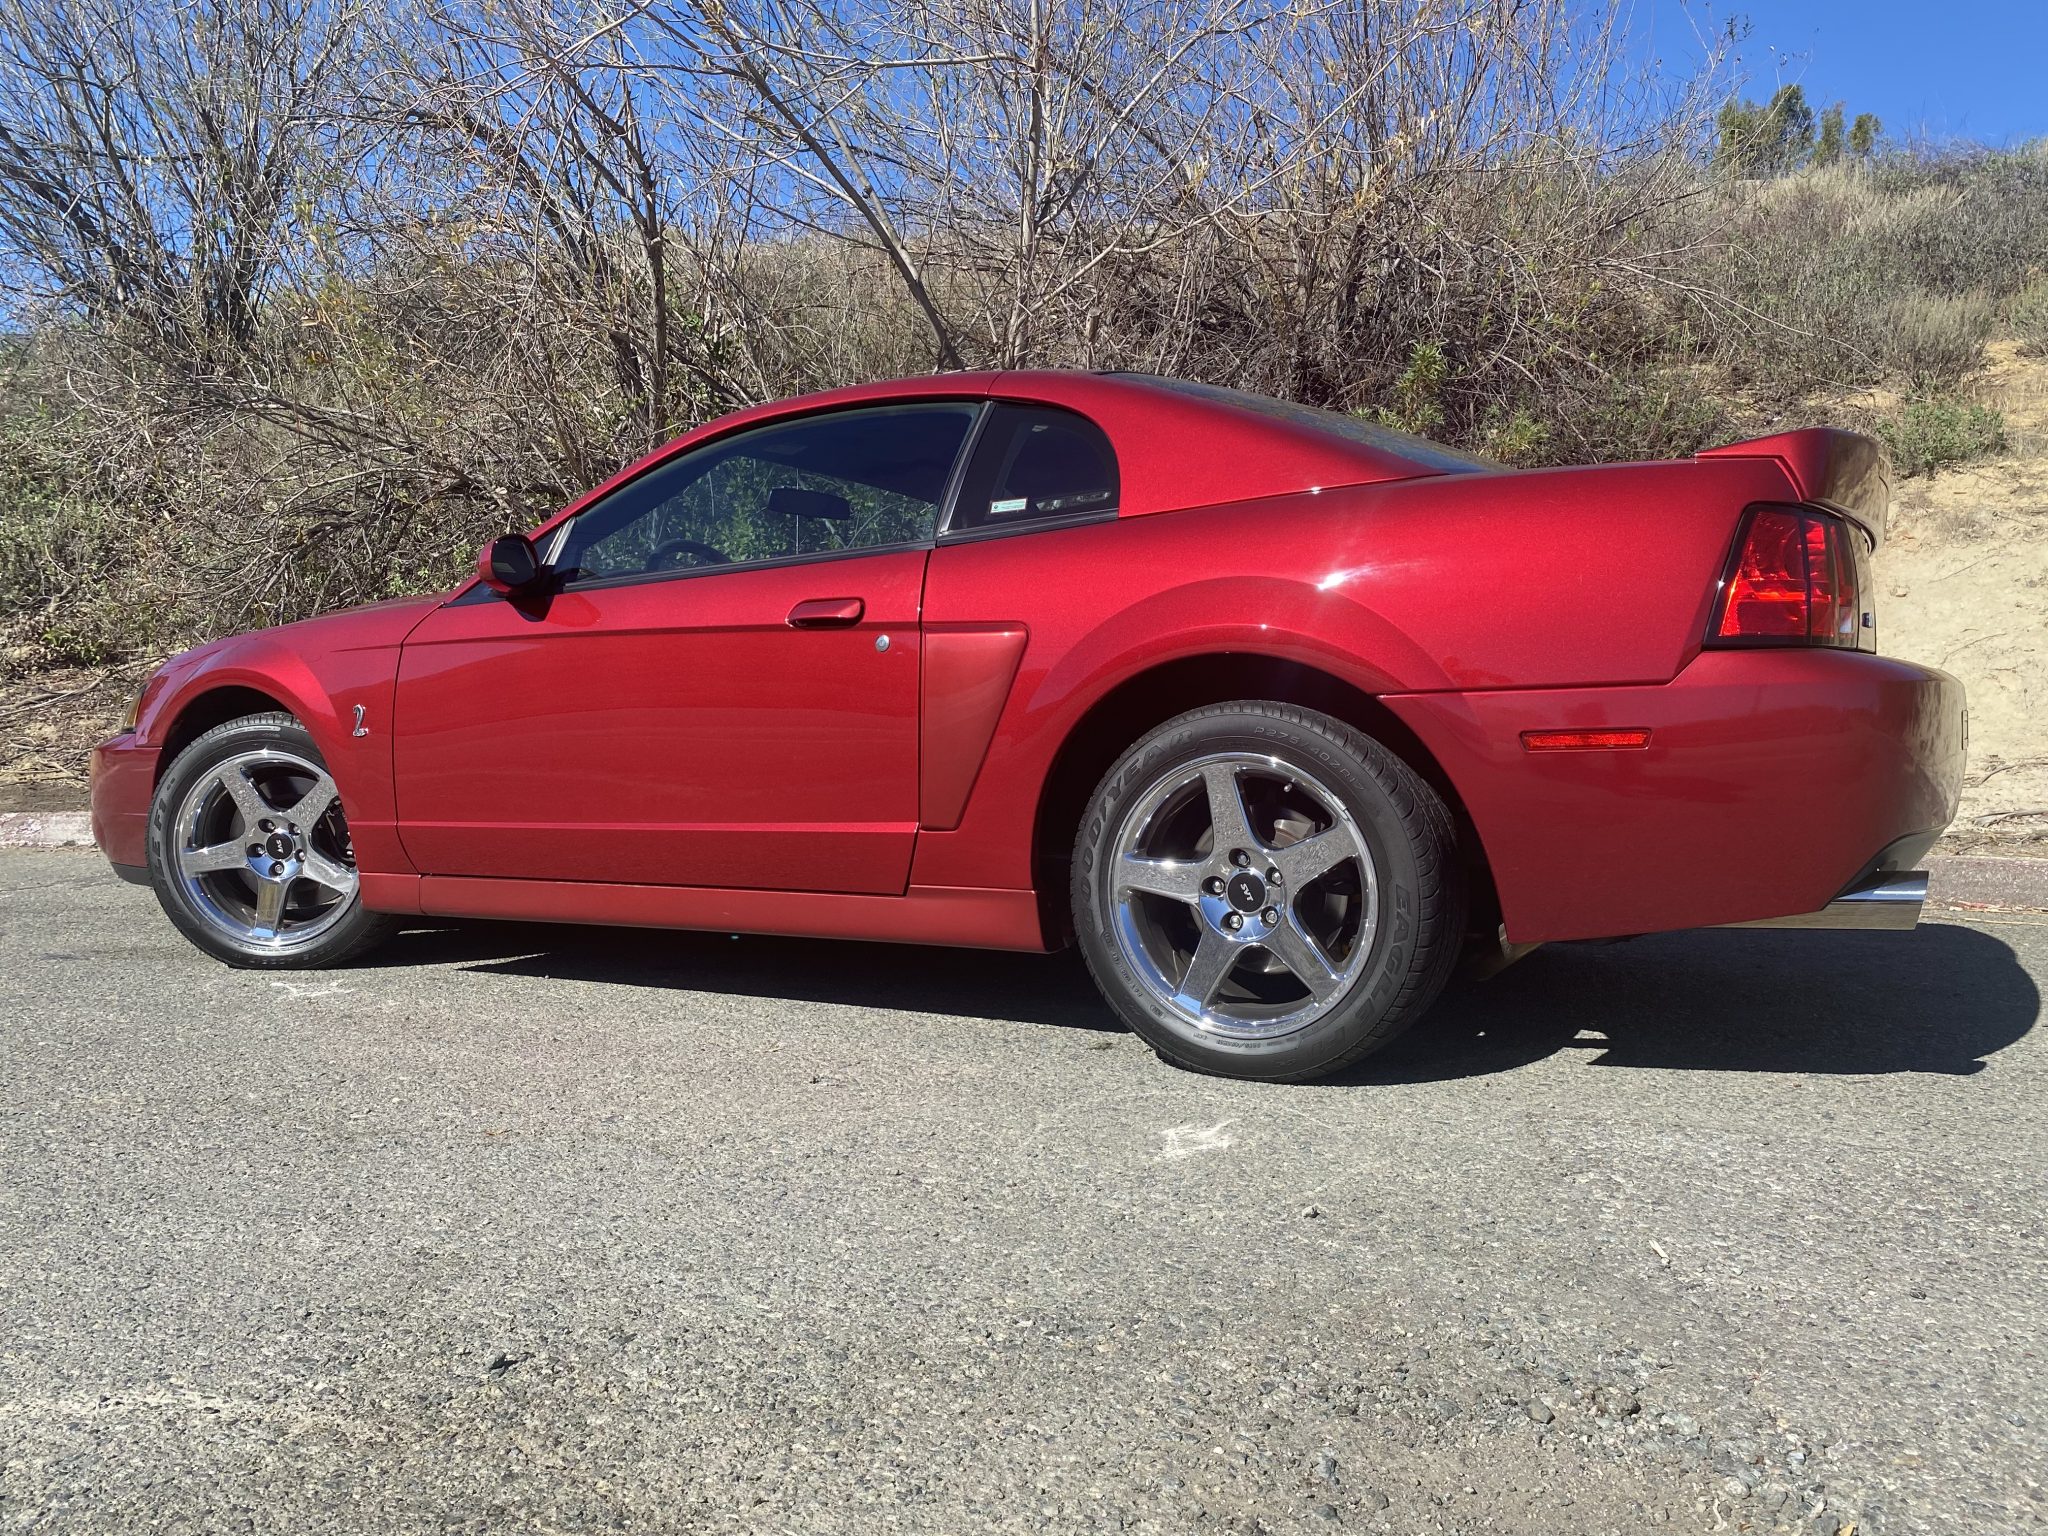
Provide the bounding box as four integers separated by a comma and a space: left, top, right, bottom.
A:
1874, 341, 2048, 855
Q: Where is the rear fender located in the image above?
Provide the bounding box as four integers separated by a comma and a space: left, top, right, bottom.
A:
1029, 574, 1440, 710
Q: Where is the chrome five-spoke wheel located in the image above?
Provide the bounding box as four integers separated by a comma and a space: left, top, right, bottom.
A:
172, 748, 359, 951
149, 712, 394, 968
1074, 702, 1463, 1081
1110, 752, 1377, 1040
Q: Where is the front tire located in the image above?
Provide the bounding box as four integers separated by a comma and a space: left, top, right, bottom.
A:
146, 712, 396, 969
1071, 701, 1464, 1081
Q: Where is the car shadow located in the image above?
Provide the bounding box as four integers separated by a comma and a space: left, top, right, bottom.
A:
1352, 920, 2039, 1083
365, 916, 2039, 1081
368, 920, 1122, 1033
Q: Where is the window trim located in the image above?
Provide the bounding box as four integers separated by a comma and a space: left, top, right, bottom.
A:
935, 401, 1121, 542
531, 536, 940, 597
936, 504, 1120, 546
933, 402, 996, 539
533, 399, 989, 596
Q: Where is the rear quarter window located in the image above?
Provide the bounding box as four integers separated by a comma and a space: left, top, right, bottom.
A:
947, 404, 1119, 537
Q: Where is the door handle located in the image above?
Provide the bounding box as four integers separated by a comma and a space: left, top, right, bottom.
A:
787, 597, 864, 628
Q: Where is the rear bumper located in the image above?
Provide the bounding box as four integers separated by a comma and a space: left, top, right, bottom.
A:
89, 732, 159, 871
1387, 651, 1965, 943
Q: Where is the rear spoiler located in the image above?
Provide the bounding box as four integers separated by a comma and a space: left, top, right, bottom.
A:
1695, 428, 1891, 548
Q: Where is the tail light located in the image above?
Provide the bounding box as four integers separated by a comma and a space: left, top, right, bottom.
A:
1707, 505, 1871, 650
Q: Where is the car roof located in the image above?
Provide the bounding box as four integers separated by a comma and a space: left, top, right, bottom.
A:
538, 370, 1463, 534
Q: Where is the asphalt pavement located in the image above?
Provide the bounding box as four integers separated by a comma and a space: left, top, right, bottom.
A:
2, 847, 2043, 1535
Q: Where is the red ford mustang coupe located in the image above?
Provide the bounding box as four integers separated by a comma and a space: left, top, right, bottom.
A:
91, 371, 1965, 1080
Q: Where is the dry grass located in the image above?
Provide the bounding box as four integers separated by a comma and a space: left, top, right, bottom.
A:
2010, 278, 2048, 357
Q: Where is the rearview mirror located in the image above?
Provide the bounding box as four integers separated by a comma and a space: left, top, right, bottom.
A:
767, 485, 852, 521
477, 533, 543, 595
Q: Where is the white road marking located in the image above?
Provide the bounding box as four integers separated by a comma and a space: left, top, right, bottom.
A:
1153, 1119, 1237, 1162
268, 977, 354, 1001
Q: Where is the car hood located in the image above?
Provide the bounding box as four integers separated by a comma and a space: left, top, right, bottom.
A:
262, 590, 450, 650
144, 591, 448, 702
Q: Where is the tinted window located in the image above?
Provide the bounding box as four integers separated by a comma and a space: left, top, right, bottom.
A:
556, 404, 978, 583
947, 404, 1118, 536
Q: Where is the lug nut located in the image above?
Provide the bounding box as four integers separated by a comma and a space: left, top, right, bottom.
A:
259, 819, 273, 833
1266, 867, 1282, 885
1262, 907, 1279, 925
1231, 849, 1251, 868
1224, 912, 1243, 931
248, 845, 262, 857
1204, 876, 1225, 895
269, 861, 285, 876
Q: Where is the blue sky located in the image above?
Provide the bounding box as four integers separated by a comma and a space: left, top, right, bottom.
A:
1644, 0, 2048, 146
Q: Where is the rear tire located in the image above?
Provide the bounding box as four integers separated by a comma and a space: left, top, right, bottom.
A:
146, 712, 397, 969
1071, 701, 1463, 1081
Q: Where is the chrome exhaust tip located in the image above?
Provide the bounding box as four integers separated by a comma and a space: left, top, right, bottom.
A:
1722, 870, 1928, 932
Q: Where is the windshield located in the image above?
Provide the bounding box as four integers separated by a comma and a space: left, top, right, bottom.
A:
1118, 375, 1495, 474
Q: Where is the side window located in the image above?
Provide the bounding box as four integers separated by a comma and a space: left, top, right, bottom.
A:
554, 404, 978, 584
947, 404, 1118, 537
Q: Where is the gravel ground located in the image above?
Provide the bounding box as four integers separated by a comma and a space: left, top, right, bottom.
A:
1, 847, 2043, 1535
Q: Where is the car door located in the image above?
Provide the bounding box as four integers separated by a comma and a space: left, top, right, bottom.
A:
391, 401, 982, 894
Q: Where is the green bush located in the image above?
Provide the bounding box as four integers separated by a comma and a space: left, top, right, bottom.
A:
36, 603, 137, 667
1876, 397, 2008, 477
0, 422, 174, 666
0, 453, 113, 613
1479, 408, 1550, 465
1557, 371, 1729, 465
1368, 341, 1449, 436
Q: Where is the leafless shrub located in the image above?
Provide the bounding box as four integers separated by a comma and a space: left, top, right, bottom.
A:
1873, 292, 1995, 389
0, 0, 2040, 673
1692, 151, 2048, 397
2010, 276, 2048, 357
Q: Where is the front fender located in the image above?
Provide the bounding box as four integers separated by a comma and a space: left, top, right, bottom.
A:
135, 597, 440, 879
142, 640, 352, 765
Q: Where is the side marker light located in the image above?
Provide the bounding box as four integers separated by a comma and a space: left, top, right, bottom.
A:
1521, 729, 1652, 752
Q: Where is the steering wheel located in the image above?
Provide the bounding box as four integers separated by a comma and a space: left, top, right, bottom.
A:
645, 537, 730, 571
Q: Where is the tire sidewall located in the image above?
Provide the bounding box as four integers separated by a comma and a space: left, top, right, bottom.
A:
1073, 706, 1433, 1079
147, 714, 376, 968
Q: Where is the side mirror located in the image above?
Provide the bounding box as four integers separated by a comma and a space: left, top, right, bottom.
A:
477, 533, 543, 595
